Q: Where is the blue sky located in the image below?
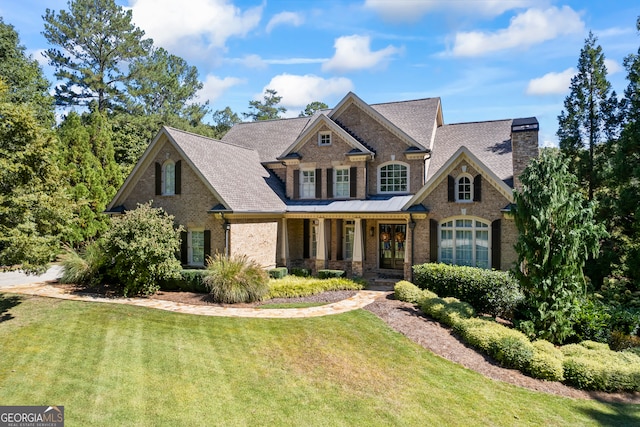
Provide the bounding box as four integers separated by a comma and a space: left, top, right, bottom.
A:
1, 0, 638, 145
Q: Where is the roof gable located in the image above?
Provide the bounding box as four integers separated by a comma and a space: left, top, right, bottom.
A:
330, 92, 429, 151
108, 127, 286, 213
278, 114, 374, 160
405, 146, 514, 209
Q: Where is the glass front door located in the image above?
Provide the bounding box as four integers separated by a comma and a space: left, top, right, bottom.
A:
379, 224, 406, 270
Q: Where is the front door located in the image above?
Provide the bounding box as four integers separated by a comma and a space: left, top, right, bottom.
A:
379, 224, 406, 270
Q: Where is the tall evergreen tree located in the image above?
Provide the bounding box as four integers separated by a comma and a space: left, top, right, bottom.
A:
42, 0, 152, 112
299, 101, 328, 117
0, 18, 54, 126
512, 149, 606, 344
243, 89, 286, 121
557, 31, 620, 201
0, 80, 71, 272
211, 106, 241, 137
610, 16, 640, 283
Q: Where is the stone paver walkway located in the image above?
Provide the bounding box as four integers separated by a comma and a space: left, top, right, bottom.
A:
0, 282, 384, 318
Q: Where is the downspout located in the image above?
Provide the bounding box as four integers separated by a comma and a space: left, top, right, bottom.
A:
409, 214, 416, 282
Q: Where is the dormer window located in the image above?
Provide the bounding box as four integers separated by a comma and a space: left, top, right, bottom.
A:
318, 131, 332, 146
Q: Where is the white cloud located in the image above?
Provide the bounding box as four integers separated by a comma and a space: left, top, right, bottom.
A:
322, 35, 402, 73
128, 0, 262, 52
526, 68, 576, 95
260, 74, 353, 111
450, 6, 584, 57
604, 59, 622, 75
196, 75, 245, 104
266, 11, 304, 33
363, 0, 536, 23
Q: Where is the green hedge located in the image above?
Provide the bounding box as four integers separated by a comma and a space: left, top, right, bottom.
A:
290, 268, 311, 277
413, 263, 523, 318
267, 276, 364, 299
268, 267, 288, 279
317, 269, 345, 279
160, 269, 208, 293
561, 342, 640, 391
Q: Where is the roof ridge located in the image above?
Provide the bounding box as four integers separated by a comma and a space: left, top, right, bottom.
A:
164, 126, 259, 154
443, 118, 513, 126
371, 97, 440, 107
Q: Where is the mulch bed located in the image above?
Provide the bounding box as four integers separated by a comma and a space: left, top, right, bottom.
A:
52, 283, 640, 404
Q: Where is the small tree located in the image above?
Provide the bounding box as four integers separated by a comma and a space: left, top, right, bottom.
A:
98, 202, 182, 296
512, 149, 606, 344
299, 101, 328, 117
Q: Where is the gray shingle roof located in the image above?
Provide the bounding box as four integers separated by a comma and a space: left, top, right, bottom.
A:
370, 97, 441, 149
164, 127, 286, 212
428, 119, 514, 186
221, 116, 314, 163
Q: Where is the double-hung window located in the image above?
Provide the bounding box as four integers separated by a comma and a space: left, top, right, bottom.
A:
334, 168, 350, 198
300, 169, 316, 199
189, 230, 205, 266
344, 220, 355, 260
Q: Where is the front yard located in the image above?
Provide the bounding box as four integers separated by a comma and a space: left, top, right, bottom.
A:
0, 294, 638, 426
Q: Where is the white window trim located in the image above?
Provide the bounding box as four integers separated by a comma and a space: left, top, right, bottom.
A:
300, 168, 316, 199
162, 160, 175, 196
377, 161, 410, 194
188, 229, 205, 266
456, 173, 473, 203
318, 131, 332, 146
438, 217, 491, 269
334, 167, 350, 199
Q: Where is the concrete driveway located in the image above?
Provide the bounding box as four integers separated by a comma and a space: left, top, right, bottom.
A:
0, 265, 63, 288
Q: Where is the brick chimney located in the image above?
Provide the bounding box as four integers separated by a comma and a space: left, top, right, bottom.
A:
511, 117, 539, 191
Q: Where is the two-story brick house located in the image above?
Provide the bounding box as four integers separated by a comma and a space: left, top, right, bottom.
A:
107, 92, 539, 280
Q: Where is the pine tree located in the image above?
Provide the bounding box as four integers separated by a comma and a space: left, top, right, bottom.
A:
557, 31, 621, 201
512, 149, 606, 344
42, 0, 152, 112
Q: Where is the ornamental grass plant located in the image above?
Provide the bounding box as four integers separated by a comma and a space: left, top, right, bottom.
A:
204, 254, 269, 303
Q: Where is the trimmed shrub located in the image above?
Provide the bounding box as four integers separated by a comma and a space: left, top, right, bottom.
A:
527, 340, 564, 382
268, 267, 288, 279
318, 269, 345, 279
421, 296, 475, 325
267, 275, 364, 299
290, 268, 311, 277
204, 254, 269, 303
160, 269, 208, 293
561, 342, 640, 391
413, 263, 522, 318
394, 281, 424, 304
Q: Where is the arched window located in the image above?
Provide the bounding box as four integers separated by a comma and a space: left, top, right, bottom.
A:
439, 218, 490, 269
378, 162, 409, 193
162, 160, 175, 195
456, 174, 473, 202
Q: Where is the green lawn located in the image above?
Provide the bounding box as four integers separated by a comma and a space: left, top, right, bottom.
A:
0, 293, 638, 426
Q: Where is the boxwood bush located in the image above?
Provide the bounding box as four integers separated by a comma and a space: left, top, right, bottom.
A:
268, 267, 288, 279
394, 280, 435, 304
318, 269, 345, 279
160, 269, 208, 293
413, 263, 522, 318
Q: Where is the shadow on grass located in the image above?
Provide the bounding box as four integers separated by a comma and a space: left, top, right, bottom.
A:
579, 404, 640, 426
0, 294, 22, 322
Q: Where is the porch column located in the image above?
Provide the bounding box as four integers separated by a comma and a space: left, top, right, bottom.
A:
352, 218, 364, 276
279, 218, 289, 267
315, 218, 327, 271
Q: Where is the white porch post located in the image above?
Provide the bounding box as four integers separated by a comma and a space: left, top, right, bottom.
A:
280, 218, 289, 267
352, 218, 364, 276
316, 218, 327, 270
353, 218, 364, 262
